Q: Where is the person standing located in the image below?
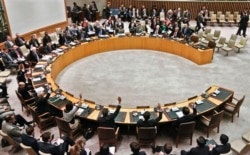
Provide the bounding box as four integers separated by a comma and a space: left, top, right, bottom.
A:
236, 8, 249, 37
89, 1, 98, 22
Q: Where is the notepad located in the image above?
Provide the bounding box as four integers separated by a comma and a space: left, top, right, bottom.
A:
139, 115, 144, 120
81, 104, 88, 109
35, 87, 44, 93
171, 107, 179, 112
76, 108, 84, 115
33, 77, 41, 82
196, 99, 204, 105
69, 42, 76, 46
176, 111, 184, 118
35, 65, 44, 69
109, 109, 115, 114
214, 89, 221, 95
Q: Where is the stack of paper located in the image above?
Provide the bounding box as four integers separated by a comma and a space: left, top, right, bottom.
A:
196, 99, 204, 105
176, 111, 184, 118
76, 108, 84, 115
35, 87, 44, 93
33, 77, 41, 82
171, 107, 179, 112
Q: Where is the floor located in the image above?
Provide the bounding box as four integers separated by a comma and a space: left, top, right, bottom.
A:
1, 21, 250, 155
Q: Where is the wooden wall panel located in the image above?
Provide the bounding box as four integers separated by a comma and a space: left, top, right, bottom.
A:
109, 0, 250, 19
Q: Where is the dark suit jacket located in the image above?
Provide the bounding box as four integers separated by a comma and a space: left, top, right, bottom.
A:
42, 35, 52, 46
27, 51, 42, 63
18, 87, 32, 100
212, 143, 231, 155
173, 108, 197, 128
98, 105, 121, 128
36, 93, 51, 115
29, 39, 40, 48
131, 151, 147, 155
10, 48, 23, 59
38, 142, 61, 155
21, 134, 39, 153
188, 146, 210, 155
137, 112, 162, 127
15, 37, 26, 47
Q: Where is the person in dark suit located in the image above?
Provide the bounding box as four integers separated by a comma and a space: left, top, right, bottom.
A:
98, 97, 121, 128
15, 33, 29, 48
130, 142, 147, 155
0, 48, 18, 70
4, 35, 15, 51
181, 136, 210, 155
172, 104, 197, 129
236, 9, 249, 37
89, 1, 98, 22
151, 25, 162, 36
36, 91, 51, 115
21, 126, 39, 154
27, 47, 42, 66
29, 34, 40, 48
10, 45, 24, 60
17, 82, 36, 102
38, 131, 75, 155
209, 134, 231, 155
42, 32, 52, 46
137, 103, 162, 127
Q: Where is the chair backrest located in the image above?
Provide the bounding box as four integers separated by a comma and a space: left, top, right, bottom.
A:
233, 95, 245, 114
216, 11, 222, 17
209, 110, 224, 128
190, 35, 199, 43
136, 106, 150, 109
220, 14, 225, 20
177, 121, 196, 136
227, 40, 235, 48
206, 33, 213, 41
15, 90, 27, 107
55, 117, 72, 132
97, 127, 116, 141
214, 30, 221, 38
0, 130, 19, 147
218, 37, 226, 45
208, 41, 216, 49
188, 96, 197, 100
239, 37, 248, 46
20, 143, 38, 155
28, 105, 39, 124
20, 45, 29, 57
55, 27, 62, 36
209, 11, 214, 16
197, 31, 203, 38
40, 31, 45, 38
204, 28, 211, 35
211, 14, 216, 21
137, 127, 156, 140
228, 15, 234, 21
84, 99, 96, 104
229, 34, 237, 41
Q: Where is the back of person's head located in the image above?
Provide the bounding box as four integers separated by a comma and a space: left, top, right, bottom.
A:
41, 132, 51, 142
65, 102, 73, 112
143, 111, 150, 121
220, 134, 229, 144
163, 143, 172, 154
100, 143, 110, 155
102, 108, 109, 117
26, 126, 34, 136
196, 136, 206, 147
182, 106, 190, 115
4, 114, 13, 123
130, 141, 140, 154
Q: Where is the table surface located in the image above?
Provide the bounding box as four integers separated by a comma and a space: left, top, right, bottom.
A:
32, 36, 228, 125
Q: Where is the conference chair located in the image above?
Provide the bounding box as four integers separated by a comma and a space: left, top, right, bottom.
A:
223, 95, 245, 122
55, 117, 83, 140
197, 31, 203, 41
15, 90, 36, 116
49, 33, 59, 45
40, 31, 45, 38
221, 40, 235, 56
188, 95, 197, 101
209, 11, 214, 17
225, 11, 231, 21
210, 14, 217, 25
55, 27, 62, 36
199, 110, 224, 137
216, 37, 226, 52
227, 15, 235, 26
207, 41, 216, 60
225, 34, 237, 44
20, 143, 38, 155
136, 106, 150, 109
0, 68, 11, 77
28, 105, 56, 132
137, 127, 157, 147
212, 30, 221, 41
19, 45, 30, 57
0, 130, 20, 152
175, 121, 196, 147
97, 127, 120, 151
234, 37, 248, 53
233, 11, 239, 21
219, 14, 226, 25
242, 130, 250, 143
230, 139, 250, 155
203, 28, 211, 38
236, 14, 241, 23
201, 33, 213, 45
216, 11, 222, 20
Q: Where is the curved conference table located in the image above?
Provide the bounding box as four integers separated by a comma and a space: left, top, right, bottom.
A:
32, 36, 232, 126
